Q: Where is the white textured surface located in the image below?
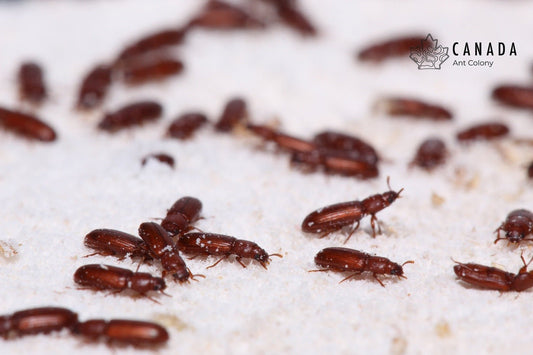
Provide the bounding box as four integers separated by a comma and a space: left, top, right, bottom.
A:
1, 0, 533, 354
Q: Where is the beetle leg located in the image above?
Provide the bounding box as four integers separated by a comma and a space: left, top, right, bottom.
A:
82, 251, 113, 258
135, 257, 144, 272
189, 226, 205, 233
373, 273, 385, 287
187, 254, 200, 260
344, 221, 360, 244
188, 268, 206, 281
236, 257, 247, 268
370, 215, 381, 237
339, 272, 362, 284
518, 252, 533, 274
106, 290, 124, 297
494, 226, 504, 244
319, 231, 333, 239
308, 269, 329, 273
142, 294, 162, 304
206, 255, 228, 269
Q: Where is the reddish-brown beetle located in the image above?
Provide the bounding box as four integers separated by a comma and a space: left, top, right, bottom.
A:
409, 138, 448, 171
18, 62, 47, 104
453, 254, 533, 291
313, 130, 380, 165
74, 264, 166, 301
494, 209, 533, 244
492, 85, 533, 110
312, 247, 413, 286
121, 57, 184, 86
357, 35, 430, 63
247, 123, 317, 153
188, 1, 265, 30
456, 121, 509, 142
138, 222, 193, 282
166, 112, 208, 140
215, 98, 248, 132
0, 107, 56, 142
301, 178, 403, 242
291, 149, 379, 179
272, 0, 317, 36
141, 153, 175, 169
161, 196, 203, 235
375, 97, 452, 120
176, 232, 282, 269
0, 307, 78, 339
73, 319, 169, 347
98, 101, 162, 132
76, 64, 113, 110
115, 27, 188, 67
528, 161, 533, 179
84, 229, 152, 261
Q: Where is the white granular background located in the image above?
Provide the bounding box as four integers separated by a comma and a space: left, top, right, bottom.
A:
1, 1, 533, 354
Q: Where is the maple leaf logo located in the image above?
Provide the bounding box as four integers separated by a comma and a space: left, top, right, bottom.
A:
410, 34, 449, 70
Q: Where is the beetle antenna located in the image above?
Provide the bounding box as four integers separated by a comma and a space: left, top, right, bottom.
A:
397, 187, 405, 197
401, 260, 414, 267
160, 290, 172, 298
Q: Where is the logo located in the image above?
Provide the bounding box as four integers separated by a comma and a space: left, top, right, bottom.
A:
409, 34, 449, 70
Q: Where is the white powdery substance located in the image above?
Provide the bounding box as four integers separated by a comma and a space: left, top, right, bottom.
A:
1, 1, 533, 354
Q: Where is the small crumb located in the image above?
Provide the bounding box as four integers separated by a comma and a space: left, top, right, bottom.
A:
431, 193, 445, 207
466, 174, 480, 190
390, 335, 407, 355
435, 320, 451, 338
153, 314, 189, 332
0, 239, 19, 259
452, 166, 479, 190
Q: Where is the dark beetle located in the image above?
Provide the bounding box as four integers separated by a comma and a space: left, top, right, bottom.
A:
301, 178, 403, 242
76, 64, 113, 110
247, 123, 317, 153
166, 112, 208, 140
215, 97, 248, 132
177, 232, 281, 269
456, 122, 509, 142
98, 101, 162, 132
453, 254, 533, 292
188, 0, 265, 30
138, 222, 192, 282
357, 35, 430, 62
141, 153, 175, 169
0, 106, 56, 142
290, 149, 379, 179
494, 209, 533, 244
73, 319, 169, 347
121, 57, 184, 86
0, 307, 78, 339
84, 229, 152, 260
74, 264, 166, 299
274, 0, 317, 36
319, 149, 379, 178
376, 97, 452, 120
492, 85, 533, 110
313, 130, 380, 165
409, 138, 448, 171
115, 27, 188, 66
313, 247, 413, 286
18, 62, 47, 104
161, 196, 202, 235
